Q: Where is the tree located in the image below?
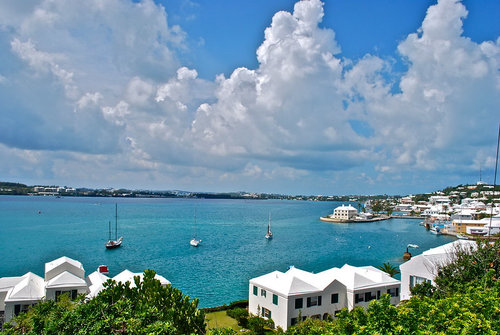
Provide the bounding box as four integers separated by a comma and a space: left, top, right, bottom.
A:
433, 239, 500, 297
377, 262, 399, 277
370, 200, 383, 214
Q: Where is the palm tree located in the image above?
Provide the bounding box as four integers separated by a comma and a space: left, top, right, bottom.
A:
377, 262, 400, 277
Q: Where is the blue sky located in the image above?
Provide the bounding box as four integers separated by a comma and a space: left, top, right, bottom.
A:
0, 0, 499, 195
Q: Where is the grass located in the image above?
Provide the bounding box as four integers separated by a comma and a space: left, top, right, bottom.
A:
205, 310, 242, 331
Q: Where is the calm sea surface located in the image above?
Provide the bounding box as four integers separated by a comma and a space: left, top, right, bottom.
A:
0, 196, 455, 307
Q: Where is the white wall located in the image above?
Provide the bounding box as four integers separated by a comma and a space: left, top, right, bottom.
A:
45, 286, 87, 301
249, 280, 348, 331
400, 255, 436, 300
4, 300, 39, 323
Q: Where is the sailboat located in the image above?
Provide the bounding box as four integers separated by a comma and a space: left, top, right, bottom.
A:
190, 209, 201, 247
265, 213, 273, 239
105, 203, 123, 249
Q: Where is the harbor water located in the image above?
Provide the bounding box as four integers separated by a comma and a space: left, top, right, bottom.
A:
0, 196, 455, 307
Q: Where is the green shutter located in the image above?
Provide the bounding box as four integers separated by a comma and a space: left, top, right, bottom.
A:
273, 294, 278, 305
253, 286, 258, 295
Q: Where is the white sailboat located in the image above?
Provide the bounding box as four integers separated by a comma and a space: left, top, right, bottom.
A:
265, 213, 273, 240
105, 203, 123, 249
190, 209, 201, 247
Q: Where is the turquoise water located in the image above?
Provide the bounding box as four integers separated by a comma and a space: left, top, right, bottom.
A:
0, 196, 455, 307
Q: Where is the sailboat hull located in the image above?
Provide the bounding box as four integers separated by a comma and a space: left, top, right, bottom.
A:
106, 237, 123, 249
190, 238, 201, 247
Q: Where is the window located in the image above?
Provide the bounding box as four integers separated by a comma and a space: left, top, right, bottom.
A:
387, 288, 399, 297
410, 275, 431, 288
55, 289, 78, 301
291, 317, 297, 326
354, 293, 364, 304
260, 289, 267, 297
253, 286, 258, 296
272, 294, 278, 305
295, 298, 303, 309
365, 292, 376, 302
307, 296, 321, 307
331, 293, 339, 304
14, 304, 31, 316
262, 307, 271, 319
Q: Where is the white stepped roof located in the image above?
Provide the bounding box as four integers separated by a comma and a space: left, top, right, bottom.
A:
45, 256, 84, 274
321, 264, 398, 290
46, 270, 87, 289
113, 270, 170, 287
250, 264, 398, 297
5, 272, 44, 302
86, 271, 110, 298
250, 269, 321, 296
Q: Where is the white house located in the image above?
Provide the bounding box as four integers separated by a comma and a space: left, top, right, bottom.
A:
1, 272, 45, 324
399, 240, 476, 300
44, 256, 88, 301
332, 205, 358, 220
249, 264, 400, 331
0, 256, 170, 324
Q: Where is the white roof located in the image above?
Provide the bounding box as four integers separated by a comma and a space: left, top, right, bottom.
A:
401, 240, 476, 272
5, 272, 45, 302
250, 264, 399, 297
45, 256, 84, 274
45, 270, 87, 289
320, 264, 399, 290
0, 276, 24, 293
422, 240, 476, 256
86, 271, 110, 298
113, 270, 170, 287
335, 204, 357, 211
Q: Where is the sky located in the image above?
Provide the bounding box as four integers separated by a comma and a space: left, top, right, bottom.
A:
0, 0, 499, 195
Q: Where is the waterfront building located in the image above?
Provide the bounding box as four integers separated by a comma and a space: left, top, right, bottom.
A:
399, 240, 475, 300
249, 264, 400, 331
332, 204, 358, 220
452, 217, 500, 235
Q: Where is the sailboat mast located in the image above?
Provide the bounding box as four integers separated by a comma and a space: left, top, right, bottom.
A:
268, 212, 271, 234
115, 203, 118, 240
108, 220, 111, 240
194, 208, 197, 238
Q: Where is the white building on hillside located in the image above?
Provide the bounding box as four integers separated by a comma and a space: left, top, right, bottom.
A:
249, 264, 400, 331
44, 256, 88, 301
1, 272, 45, 323
0, 256, 170, 324
399, 240, 476, 300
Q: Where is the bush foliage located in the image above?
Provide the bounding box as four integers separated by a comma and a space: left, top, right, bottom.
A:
1, 270, 205, 335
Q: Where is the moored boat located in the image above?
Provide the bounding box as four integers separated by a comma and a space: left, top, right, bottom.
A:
265, 213, 273, 240
106, 204, 123, 249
